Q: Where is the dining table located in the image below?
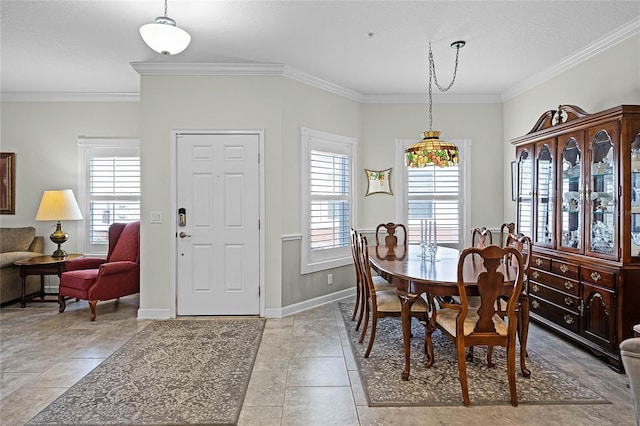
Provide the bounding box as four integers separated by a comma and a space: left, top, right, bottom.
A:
368, 243, 530, 381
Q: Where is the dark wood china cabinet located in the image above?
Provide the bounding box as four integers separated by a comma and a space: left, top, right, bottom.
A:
512, 104, 640, 371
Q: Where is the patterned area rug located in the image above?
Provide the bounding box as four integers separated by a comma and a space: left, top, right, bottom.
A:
339, 303, 609, 407
28, 319, 265, 425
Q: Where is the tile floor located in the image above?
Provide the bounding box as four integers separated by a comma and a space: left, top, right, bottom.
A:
0, 295, 636, 425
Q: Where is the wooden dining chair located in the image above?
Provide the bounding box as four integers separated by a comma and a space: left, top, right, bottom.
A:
471, 226, 493, 248
499, 222, 516, 247
491, 232, 533, 373
349, 228, 394, 331
375, 223, 407, 248
429, 245, 525, 407
357, 233, 429, 358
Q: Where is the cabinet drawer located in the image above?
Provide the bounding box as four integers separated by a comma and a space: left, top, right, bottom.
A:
529, 269, 579, 297
529, 282, 580, 313
530, 295, 580, 334
581, 266, 616, 290
551, 260, 579, 280
531, 255, 551, 271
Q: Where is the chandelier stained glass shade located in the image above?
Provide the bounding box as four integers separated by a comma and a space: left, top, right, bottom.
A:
405, 131, 459, 168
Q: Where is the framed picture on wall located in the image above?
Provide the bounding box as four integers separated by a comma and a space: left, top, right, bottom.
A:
0, 152, 15, 215
365, 168, 392, 196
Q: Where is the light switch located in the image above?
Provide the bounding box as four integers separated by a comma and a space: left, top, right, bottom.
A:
150, 211, 162, 224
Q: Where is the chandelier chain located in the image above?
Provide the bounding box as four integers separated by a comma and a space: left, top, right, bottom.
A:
427, 42, 462, 131
164, 0, 168, 17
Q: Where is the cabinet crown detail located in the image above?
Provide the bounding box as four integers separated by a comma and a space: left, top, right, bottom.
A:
526, 104, 590, 134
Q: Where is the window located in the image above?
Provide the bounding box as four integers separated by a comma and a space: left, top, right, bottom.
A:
301, 127, 356, 273
395, 139, 471, 248
77, 139, 140, 255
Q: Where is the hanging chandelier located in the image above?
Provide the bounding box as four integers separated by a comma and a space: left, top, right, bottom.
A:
140, 0, 191, 55
405, 41, 465, 168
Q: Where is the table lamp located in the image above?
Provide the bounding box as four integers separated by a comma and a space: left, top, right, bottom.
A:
35, 190, 83, 258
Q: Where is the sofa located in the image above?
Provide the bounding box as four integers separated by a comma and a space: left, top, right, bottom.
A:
0, 227, 44, 305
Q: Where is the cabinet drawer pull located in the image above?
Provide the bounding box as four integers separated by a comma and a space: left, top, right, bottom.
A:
531, 284, 539, 293
590, 272, 602, 282
564, 297, 573, 306
535, 258, 543, 266
531, 300, 540, 309
559, 264, 569, 273
564, 281, 574, 290
532, 271, 540, 279
564, 314, 574, 325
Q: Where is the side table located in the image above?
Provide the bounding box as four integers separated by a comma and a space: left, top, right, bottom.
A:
14, 254, 83, 307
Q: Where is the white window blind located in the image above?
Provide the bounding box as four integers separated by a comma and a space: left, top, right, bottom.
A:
301, 127, 356, 274
310, 150, 351, 251
407, 165, 461, 244
78, 139, 140, 255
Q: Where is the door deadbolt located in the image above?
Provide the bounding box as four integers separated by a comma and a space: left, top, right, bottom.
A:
179, 232, 191, 238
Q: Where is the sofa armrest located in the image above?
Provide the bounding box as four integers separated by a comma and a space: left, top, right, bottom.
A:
29, 236, 44, 254
66, 257, 107, 271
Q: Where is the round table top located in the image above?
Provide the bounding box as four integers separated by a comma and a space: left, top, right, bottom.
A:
14, 253, 84, 266
369, 244, 519, 288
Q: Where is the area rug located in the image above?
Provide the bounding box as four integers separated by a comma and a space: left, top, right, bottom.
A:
28, 319, 265, 425
339, 303, 608, 407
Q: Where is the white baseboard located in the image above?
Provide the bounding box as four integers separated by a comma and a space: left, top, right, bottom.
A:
137, 308, 172, 320
265, 287, 355, 318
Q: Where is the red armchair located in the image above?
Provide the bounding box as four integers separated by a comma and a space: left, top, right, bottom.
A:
58, 221, 140, 321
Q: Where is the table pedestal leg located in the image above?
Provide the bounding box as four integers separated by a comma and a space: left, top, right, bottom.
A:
398, 292, 416, 381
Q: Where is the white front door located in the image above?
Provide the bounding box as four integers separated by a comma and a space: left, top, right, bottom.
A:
176, 132, 260, 315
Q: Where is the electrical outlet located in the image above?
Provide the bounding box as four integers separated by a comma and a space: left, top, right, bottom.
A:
327, 273, 333, 285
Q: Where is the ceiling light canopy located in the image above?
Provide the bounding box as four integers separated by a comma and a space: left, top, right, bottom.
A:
405, 41, 465, 168
140, 0, 191, 55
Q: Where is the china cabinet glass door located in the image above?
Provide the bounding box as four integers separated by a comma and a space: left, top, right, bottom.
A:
588, 130, 615, 256
517, 148, 534, 238
560, 137, 583, 251
535, 142, 554, 245
631, 133, 640, 257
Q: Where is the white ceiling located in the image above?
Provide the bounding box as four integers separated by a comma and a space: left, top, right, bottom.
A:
1, 1, 639, 101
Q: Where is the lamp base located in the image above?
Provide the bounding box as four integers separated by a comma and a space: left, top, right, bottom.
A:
52, 246, 67, 259
50, 221, 69, 258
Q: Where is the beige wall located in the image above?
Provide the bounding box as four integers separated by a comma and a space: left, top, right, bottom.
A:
502, 35, 640, 222
0, 102, 140, 254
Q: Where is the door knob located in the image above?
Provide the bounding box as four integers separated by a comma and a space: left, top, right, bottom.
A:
179, 232, 191, 238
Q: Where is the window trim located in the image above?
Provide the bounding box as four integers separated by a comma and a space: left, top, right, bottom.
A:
395, 138, 471, 249
77, 138, 140, 256
301, 127, 357, 274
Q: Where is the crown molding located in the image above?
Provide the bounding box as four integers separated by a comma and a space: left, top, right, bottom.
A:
129, 62, 285, 76
0, 92, 140, 102
502, 17, 640, 101
361, 93, 502, 104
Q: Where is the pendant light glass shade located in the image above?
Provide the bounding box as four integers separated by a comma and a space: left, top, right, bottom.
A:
140, 1, 190, 55
405, 131, 459, 168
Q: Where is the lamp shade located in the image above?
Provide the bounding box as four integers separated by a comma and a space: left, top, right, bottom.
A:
140, 16, 191, 55
35, 190, 83, 221
405, 131, 459, 168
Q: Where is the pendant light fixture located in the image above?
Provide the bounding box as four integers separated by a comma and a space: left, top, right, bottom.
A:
405, 41, 465, 168
140, 0, 191, 55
